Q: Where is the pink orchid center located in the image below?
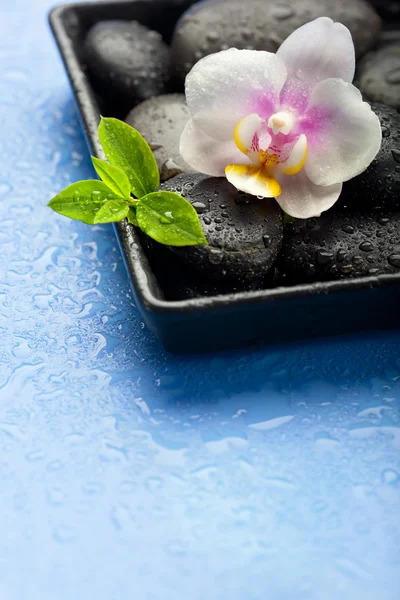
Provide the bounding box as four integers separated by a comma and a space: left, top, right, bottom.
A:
224, 112, 308, 199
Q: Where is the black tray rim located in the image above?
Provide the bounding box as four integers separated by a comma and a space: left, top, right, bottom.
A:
49, 0, 400, 315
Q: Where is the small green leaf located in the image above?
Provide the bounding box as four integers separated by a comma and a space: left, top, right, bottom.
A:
91, 156, 131, 199
98, 117, 159, 198
93, 200, 129, 224
48, 180, 122, 224
136, 191, 208, 247
283, 212, 294, 226
127, 207, 138, 226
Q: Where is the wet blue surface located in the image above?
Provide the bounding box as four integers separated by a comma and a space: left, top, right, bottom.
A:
0, 1, 400, 599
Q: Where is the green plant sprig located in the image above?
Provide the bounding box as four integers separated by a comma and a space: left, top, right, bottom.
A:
48, 117, 208, 247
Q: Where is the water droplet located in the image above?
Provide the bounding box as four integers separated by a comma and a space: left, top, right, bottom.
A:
305, 264, 316, 277
381, 125, 390, 138
381, 469, 400, 484
388, 254, 400, 268
271, 4, 294, 20
378, 217, 389, 225
337, 249, 348, 263
359, 241, 374, 252
262, 234, 271, 248
392, 149, 400, 164
340, 264, 354, 274
385, 67, 400, 85
192, 201, 206, 214
206, 31, 219, 43
316, 250, 333, 265
159, 211, 174, 224
342, 224, 355, 234
306, 219, 317, 229
352, 255, 363, 265
203, 216, 211, 225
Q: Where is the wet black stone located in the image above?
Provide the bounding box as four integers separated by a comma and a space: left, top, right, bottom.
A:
356, 45, 400, 110
367, 0, 400, 22
84, 21, 170, 106
276, 207, 400, 285
139, 174, 283, 291
341, 104, 400, 210
170, 0, 381, 82
125, 94, 193, 182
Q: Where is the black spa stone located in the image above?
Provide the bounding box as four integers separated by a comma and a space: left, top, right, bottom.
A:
276, 103, 400, 285
139, 173, 284, 286
125, 94, 194, 182
341, 103, 400, 210
367, 0, 400, 22
356, 45, 400, 111
276, 207, 400, 285
170, 0, 381, 82
84, 20, 170, 105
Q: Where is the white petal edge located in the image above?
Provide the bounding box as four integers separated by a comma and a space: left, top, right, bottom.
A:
303, 79, 382, 187
185, 48, 287, 141
275, 170, 342, 219
277, 17, 355, 86
180, 118, 250, 177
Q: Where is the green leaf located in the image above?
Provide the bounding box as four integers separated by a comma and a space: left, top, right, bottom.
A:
48, 180, 122, 224
127, 207, 138, 226
283, 212, 294, 226
98, 117, 159, 198
136, 191, 208, 247
93, 200, 129, 224
91, 156, 131, 199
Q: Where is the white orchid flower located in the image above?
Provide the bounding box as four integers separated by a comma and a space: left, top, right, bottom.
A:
180, 17, 382, 219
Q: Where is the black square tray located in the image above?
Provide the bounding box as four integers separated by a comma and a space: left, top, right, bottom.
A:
49, 0, 400, 353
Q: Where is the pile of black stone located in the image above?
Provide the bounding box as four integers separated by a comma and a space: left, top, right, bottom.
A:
82, 0, 400, 299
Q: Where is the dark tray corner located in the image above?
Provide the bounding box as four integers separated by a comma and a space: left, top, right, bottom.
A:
49, 0, 400, 353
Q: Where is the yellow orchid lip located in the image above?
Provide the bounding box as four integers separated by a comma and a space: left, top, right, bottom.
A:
225, 164, 282, 198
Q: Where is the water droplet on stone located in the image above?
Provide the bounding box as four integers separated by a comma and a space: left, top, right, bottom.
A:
192, 201, 206, 213
262, 234, 271, 248
388, 253, 400, 268
337, 249, 348, 263
316, 250, 333, 265
385, 68, 400, 85
359, 241, 374, 252
271, 4, 294, 20
392, 149, 400, 163
352, 255, 363, 265
306, 264, 316, 277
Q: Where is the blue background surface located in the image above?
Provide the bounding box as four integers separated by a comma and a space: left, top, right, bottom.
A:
1, 1, 399, 598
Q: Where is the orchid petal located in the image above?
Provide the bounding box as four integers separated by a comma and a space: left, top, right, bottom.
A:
275, 170, 342, 219
180, 118, 250, 177
185, 48, 287, 141
277, 134, 308, 175
302, 79, 382, 187
234, 114, 272, 163
277, 17, 355, 112
225, 164, 281, 198
234, 114, 263, 154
